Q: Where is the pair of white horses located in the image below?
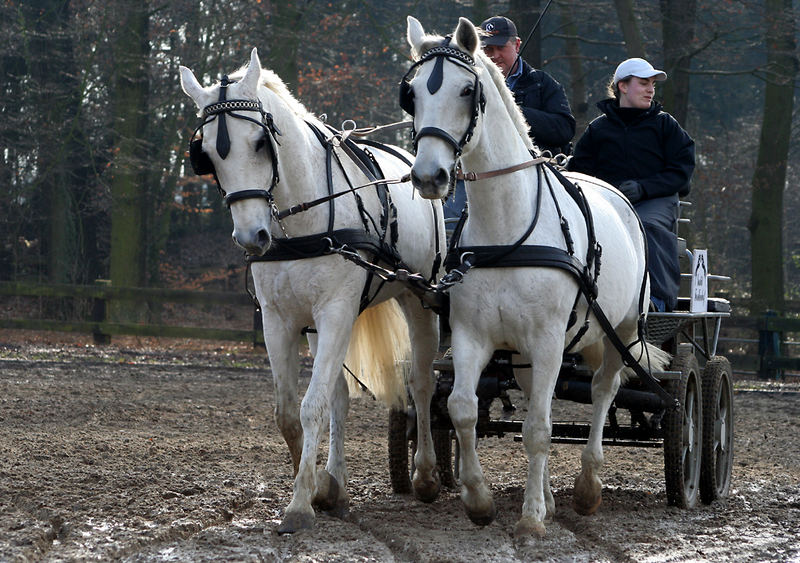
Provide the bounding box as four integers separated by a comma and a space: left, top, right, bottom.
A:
179, 16, 669, 538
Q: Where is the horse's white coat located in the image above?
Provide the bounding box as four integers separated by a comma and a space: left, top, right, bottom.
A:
405, 17, 670, 537
180, 48, 446, 532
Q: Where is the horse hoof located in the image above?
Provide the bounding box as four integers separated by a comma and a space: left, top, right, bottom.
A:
277, 510, 315, 534
573, 473, 602, 515
465, 501, 497, 527
413, 471, 441, 503
312, 470, 341, 512
514, 515, 546, 538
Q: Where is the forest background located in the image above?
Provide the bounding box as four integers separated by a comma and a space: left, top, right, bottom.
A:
1, 0, 798, 320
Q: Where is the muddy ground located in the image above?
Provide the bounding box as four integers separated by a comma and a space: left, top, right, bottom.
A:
1, 332, 799, 562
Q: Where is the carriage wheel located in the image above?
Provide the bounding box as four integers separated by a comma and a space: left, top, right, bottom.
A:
700, 356, 734, 503
388, 404, 457, 493
434, 427, 457, 489
662, 348, 703, 508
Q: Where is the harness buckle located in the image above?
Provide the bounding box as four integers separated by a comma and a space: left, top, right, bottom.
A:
340, 119, 356, 143
460, 251, 475, 266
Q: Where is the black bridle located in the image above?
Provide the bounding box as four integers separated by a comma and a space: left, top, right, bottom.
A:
399, 42, 486, 157
188, 75, 283, 207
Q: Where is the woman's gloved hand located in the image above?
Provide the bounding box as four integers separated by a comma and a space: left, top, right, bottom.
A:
618, 180, 644, 203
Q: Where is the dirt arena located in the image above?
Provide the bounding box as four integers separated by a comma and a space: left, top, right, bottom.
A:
1, 332, 799, 562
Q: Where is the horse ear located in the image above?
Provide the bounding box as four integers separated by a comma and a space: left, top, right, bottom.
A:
179, 66, 206, 108
241, 48, 262, 95
406, 16, 425, 55
454, 17, 479, 57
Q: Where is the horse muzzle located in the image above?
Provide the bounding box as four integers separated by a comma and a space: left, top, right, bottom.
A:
232, 226, 272, 256
410, 162, 451, 200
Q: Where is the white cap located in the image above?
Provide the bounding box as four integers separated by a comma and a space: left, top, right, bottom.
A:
613, 58, 667, 83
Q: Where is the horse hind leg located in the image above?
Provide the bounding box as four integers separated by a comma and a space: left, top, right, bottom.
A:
397, 294, 441, 503
312, 369, 350, 518
268, 328, 304, 475
573, 338, 624, 515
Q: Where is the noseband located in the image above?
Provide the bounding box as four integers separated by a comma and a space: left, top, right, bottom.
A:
188, 75, 283, 207
399, 42, 486, 157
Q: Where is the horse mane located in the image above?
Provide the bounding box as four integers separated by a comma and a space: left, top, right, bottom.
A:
228, 64, 320, 124
473, 50, 534, 151
411, 31, 533, 151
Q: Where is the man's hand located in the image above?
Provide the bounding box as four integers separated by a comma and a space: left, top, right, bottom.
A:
618, 180, 644, 203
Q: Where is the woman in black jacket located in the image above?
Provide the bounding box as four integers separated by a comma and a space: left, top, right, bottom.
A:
568, 58, 696, 311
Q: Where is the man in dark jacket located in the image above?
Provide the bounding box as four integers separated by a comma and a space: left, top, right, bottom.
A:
480, 16, 575, 156
568, 58, 696, 311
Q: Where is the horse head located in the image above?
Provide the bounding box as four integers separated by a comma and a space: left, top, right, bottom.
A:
402, 17, 532, 201
180, 48, 281, 256
402, 17, 485, 199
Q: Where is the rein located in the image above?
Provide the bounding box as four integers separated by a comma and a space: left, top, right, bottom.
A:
456, 155, 548, 182
276, 174, 410, 220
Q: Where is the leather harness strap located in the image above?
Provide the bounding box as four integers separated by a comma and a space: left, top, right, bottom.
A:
456, 156, 548, 182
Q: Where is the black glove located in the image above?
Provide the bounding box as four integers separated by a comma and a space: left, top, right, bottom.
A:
618, 180, 644, 203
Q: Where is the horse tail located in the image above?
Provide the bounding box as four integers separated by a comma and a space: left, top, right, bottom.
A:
621, 341, 672, 383
343, 298, 411, 410
581, 340, 672, 384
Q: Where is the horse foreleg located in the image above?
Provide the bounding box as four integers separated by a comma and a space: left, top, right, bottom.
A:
574, 338, 623, 516
279, 316, 354, 534
399, 296, 440, 503
516, 346, 562, 539
448, 338, 495, 526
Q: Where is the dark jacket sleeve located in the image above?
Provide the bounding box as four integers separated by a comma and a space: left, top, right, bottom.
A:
638, 115, 696, 199
517, 72, 576, 150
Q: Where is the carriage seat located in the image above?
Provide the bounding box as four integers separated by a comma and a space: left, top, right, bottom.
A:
672, 296, 731, 314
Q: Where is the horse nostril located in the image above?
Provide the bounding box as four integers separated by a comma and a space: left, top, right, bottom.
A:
410, 169, 422, 188
257, 229, 270, 247
435, 167, 449, 187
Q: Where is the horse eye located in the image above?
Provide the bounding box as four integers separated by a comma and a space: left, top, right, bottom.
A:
461, 86, 474, 97
255, 137, 267, 152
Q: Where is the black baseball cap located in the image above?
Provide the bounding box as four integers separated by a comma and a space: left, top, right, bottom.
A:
480, 16, 518, 47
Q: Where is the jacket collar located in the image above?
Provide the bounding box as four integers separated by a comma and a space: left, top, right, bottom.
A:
596, 98, 662, 126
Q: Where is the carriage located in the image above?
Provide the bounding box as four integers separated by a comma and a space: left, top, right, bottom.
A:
179, 20, 734, 538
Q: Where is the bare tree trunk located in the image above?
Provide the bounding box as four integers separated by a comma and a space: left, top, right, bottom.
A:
749, 0, 797, 313
269, 1, 312, 87
25, 1, 82, 284
559, 2, 588, 136
472, 0, 490, 25
510, 0, 541, 69
109, 2, 150, 316
613, 0, 645, 57
660, 0, 696, 125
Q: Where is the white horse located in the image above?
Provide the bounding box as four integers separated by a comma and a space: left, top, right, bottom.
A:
180, 48, 446, 533
403, 17, 670, 537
